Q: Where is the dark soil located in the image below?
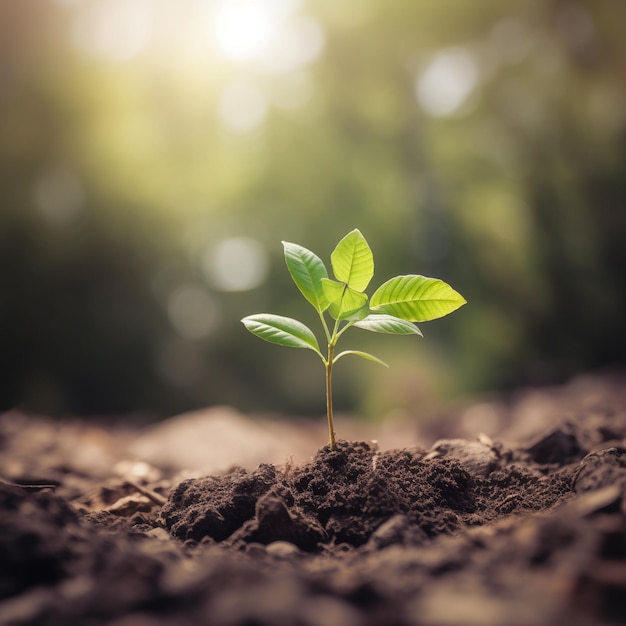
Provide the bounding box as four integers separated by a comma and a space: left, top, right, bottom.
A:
2, 372, 626, 626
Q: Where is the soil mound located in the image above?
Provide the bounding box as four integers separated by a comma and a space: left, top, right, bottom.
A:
1, 373, 626, 625
163, 438, 572, 552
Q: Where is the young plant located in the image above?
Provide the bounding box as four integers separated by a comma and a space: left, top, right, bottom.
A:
242, 229, 466, 450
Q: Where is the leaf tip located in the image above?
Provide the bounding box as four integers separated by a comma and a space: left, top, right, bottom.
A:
453, 295, 468, 310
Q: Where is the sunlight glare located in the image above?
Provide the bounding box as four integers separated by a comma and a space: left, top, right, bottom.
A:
261, 17, 325, 74
213, 2, 272, 61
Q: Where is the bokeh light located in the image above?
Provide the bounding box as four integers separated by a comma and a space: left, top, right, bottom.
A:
260, 16, 325, 74
203, 237, 269, 292
71, 0, 152, 62
1, 0, 625, 418
416, 48, 479, 117
166, 284, 220, 340
213, 1, 272, 61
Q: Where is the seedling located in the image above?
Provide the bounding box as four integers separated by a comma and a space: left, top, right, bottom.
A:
242, 229, 466, 450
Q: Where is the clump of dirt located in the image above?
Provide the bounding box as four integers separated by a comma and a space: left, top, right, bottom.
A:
162, 435, 578, 554
1, 372, 626, 626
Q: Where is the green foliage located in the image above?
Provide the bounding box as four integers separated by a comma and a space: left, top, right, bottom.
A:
370, 275, 468, 322
353, 314, 423, 335
241, 314, 322, 355
282, 243, 330, 313
242, 229, 465, 448
329, 229, 374, 291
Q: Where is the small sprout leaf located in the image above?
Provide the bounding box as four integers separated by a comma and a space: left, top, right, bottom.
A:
334, 350, 389, 367
242, 230, 466, 451
241, 314, 321, 355
344, 303, 370, 321
321, 278, 368, 320
330, 229, 374, 292
371, 275, 467, 322
282, 241, 329, 313
354, 314, 423, 336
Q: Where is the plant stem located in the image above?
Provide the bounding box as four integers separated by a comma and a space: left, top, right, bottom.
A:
326, 341, 336, 450
318, 311, 331, 343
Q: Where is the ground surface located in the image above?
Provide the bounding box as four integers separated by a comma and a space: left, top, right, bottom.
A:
1, 372, 626, 626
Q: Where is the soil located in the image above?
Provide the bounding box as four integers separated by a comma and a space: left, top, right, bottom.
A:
2, 372, 626, 626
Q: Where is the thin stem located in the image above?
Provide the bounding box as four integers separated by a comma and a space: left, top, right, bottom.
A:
318, 310, 331, 343
335, 320, 354, 340
325, 283, 358, 450
326, 341, 336, 450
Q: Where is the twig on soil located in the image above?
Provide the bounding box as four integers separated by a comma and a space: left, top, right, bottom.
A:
127, 481, 167, 506
0, 477, 58, 492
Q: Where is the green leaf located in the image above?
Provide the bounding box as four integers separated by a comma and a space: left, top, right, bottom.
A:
282, 241, 329, 313
354, 314, 423, 336
241, 314, 321, 355
334, 350, 389, 367
330, 229, 374, 292
344, 303, 369, 321
371, 275, 466, 322
321, 278, 368, 320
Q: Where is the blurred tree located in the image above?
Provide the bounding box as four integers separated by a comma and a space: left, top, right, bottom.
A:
0, 0, 624, 418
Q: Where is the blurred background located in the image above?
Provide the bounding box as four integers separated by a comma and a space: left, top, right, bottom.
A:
0, 0, 624, 421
